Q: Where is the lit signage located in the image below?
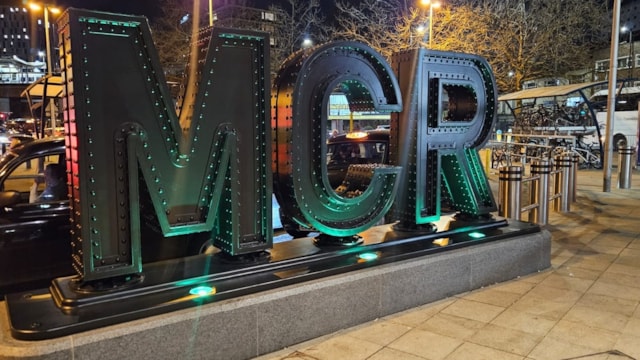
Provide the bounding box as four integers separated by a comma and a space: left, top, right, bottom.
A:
57, 9, 497, 285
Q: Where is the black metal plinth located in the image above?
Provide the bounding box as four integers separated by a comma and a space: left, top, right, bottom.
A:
5, 216, 537, 340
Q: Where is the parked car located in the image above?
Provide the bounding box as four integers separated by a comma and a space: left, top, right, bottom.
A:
0, 137, 284, 295
325, 130, 390, 188
4, 118, 36, 136
0, 137, 70, 295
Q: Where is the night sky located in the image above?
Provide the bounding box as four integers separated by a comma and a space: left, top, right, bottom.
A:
54, 0, 339, 20
56, 0, 162, 18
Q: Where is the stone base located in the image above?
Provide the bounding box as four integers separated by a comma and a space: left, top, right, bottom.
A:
0, 227, 550, 360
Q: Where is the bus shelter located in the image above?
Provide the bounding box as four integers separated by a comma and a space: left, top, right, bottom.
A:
20, 74, 64, 139
498, 81, 608, 154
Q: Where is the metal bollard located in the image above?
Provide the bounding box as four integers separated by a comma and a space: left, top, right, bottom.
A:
499, 166, 523, 220
554, 155, 571, 212
569, 153, 579, 203
530, 159, 551, 225
618, 146, 635, 189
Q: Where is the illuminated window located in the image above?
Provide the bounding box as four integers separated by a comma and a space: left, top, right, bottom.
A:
617, 56, 631, 69
594, 60, 609, 72
262, 11, 275, 21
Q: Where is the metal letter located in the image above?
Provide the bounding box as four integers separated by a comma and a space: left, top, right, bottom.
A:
272, 42, 402, 237
58, 10, 271, 282
390, 49, 498, 229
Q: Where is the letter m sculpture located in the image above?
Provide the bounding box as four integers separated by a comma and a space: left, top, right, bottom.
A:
57, 9, 272, 284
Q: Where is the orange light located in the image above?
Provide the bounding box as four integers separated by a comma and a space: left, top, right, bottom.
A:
28, 3, 60, 14
419, 0, 441, 8
345, 131, 368, 139
432, 238, 450, 247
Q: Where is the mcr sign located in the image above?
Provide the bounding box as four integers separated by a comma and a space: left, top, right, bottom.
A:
57, 9, 497, 285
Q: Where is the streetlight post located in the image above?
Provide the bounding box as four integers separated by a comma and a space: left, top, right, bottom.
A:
208, 0, 213, 27
603, 0, 622, 192
419, 0, 441, 49
44, 7, 52, 75
29, 3, 59, 75
29, 2, 60, 138
622, 26, 634, 79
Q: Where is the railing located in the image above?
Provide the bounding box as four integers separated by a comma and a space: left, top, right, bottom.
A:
489, 136, 635, 225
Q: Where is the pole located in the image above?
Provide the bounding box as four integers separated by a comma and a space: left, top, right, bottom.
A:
208, 0, 213, 27
603, 0, 622, 192
631, 31, 634, 79
44, 8, 51, 77
44, 7, 56, 139
428, 5, 433, 49
349, 111, 354, 132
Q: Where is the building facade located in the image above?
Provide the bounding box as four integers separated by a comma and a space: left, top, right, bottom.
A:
0, 2, 55, 117
592, 0, 640, 84
0, 5, 30, 61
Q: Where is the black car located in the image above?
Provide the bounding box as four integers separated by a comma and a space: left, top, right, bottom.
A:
0, 138, 212, 295
0, 138, 282, 295
326, 130, 390, 189
0, 137, 71, 294
280, 130, 390, 237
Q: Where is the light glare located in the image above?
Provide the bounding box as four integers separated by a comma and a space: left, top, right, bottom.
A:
358, 252, 379, 261
189, 286, 216, 297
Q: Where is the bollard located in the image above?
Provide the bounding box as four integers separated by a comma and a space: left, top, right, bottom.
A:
499, 166, 523, 220
569, 153, 579, 203
554, 155, 571, 212
479, 148, 491, 174
618, 146, 635, 189
530, 159, 551, 225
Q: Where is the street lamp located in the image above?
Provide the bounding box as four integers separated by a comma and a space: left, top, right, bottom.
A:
28, 3, 60, 76
419, 0, 441, 49
28, 2, 60, 138
507, 70, 516, 92
411, 25, 426, 47
621, 25, 634, 79
302, 37, 313, 49
207, 0, 216, 27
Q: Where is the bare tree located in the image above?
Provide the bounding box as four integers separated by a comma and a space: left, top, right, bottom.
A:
269, 0, 333, 74
333, 0, 610, 92
333, 0, 414, 60
434, 0, 610, 92
150, 0, 192, 80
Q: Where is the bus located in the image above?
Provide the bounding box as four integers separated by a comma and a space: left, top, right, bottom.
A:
590, 85, 640, 150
